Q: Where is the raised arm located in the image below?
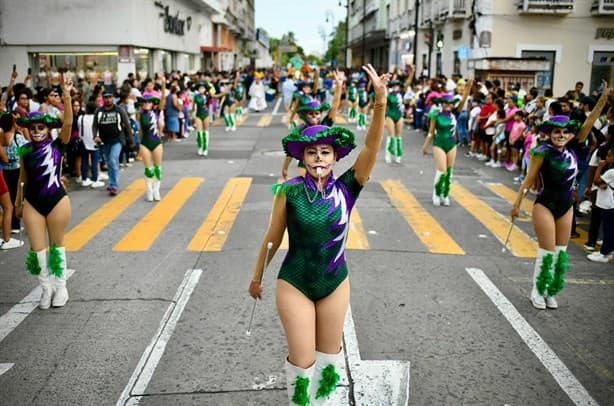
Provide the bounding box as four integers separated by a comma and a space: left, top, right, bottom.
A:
158, 74, 167, 111
455, 78, 474, 114
577, 80, 609, 144
58, 73, 73, 144
313, 67, 320, 94
352, 65, 391, 185
326, 70, 344, 122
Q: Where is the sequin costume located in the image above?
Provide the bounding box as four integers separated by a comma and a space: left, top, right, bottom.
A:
275, 168, 363, 301
194, 93, 209, 120
357, 88, 369, 108
139, 110, 162, 151
347, 86, 357, 102
20, 138, 66, 216
429, 110, 457, 153
386, 91, 404, 123
532, 143, 578, 219
233, 86, 244, 102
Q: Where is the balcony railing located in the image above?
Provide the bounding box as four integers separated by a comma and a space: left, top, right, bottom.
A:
517, 0, 575, 14
591, 0, 614, 14
440, 0, 468, 19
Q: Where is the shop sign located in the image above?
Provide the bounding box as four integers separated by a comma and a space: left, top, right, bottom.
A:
118, 46, 133, 63
595, 27, 614, 40
155, 1, 192, 36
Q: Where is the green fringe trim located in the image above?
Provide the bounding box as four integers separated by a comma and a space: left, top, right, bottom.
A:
536, 253, 554, 296
291, 376, 310, 406
298, 102, 330, 113
26, 250, 41, 276
271, 182, 301, 198
196, 132, 202, 148
316, 364, 340, 399
435, 172, 445, 196
16, 114, 62, 129
396, 137, 403, 157
539, 118, 581, 133
387, 138, 396, 156
144, 167, 155, 178
282, 126, 356, 155
47, 244, 64, 278
154, 164, 162, 181
442, 167, 452, 197
18, 144, 34, 157
548, 250, 569, 296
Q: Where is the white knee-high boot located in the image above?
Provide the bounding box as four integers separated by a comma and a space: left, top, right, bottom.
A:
545, 245, 569, 309
50, 245, 68, 307
311, 349, 344, 405
433, 170, 444, 206
531, 248, 555, 310
27, 249, 52, 309
286, 358, 314, 406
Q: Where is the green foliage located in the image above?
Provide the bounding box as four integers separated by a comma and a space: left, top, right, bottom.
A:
325, 21, 347, 66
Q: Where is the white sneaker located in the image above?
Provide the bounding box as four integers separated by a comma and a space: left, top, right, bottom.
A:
98, 173, 109, 181
81, 178, 93, 187
395, 156, 401, 164
545, 295, 558, 309
39, 287, 53, 310
485, 161, 494, 167
441, 196, 450, 206
491, 161, 502, 168
90, 180, 105, 188
197, 149, 203, 156
0, 238, 24, 250
587, 252, 612, 263
128, 157, 135, 163
225, 126, 231, 132
385, 154, 391, 164
231, 126, 237, 132
52, 285, 69, 307
432, 194, 441, 206
74, 177, 82, 184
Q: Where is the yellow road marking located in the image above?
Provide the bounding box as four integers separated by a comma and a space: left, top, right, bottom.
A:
114, 178, 203, 251
485, 183, 533, 216
508, 277, 614, 285
279, 208, 369, 250
236, 115, 248, 126
257, 115, 272, 127
346, 209, 370, 250
187, 177, 252, 251
65, 180, 146, 251
335, 116, 348, 124
451, 184, 537, 258
485, 182, 587, 251
381, 180, 465, 255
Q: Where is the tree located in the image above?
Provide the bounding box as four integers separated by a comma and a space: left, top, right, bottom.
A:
325, 21, 347, 67
268, 31, 306, 67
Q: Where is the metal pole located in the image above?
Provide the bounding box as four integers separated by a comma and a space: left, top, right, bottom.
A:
413, 0, 419, 70
345, 0, 350, 68
362, 0, 366, 66
427, 20, 433, 77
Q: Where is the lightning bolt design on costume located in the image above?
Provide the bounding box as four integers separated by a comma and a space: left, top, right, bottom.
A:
36, 141, 61, 195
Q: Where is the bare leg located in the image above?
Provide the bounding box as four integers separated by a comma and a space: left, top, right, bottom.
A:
315, 278, 350, 353
555, 207, 573, 247
23, 201, 48, 251
45, 196, 71, 247
276, 279, 316, 369
532, 203, 556, 251
0, 193, 13, 242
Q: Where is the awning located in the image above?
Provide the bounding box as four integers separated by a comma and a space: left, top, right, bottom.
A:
200, 46, 232, 53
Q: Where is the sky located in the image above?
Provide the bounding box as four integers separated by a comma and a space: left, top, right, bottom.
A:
255, 0, 347, 55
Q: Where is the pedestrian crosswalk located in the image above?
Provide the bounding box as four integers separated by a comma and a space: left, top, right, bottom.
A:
62, 175, 561, 258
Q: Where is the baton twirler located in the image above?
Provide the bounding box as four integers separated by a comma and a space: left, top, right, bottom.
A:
246, 241, 273, 337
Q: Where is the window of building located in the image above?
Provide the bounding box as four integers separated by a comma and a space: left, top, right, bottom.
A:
590, 51, 614, 94
29, 51, 118, 88
521, 50, 555, 92
453, 50, 460, 75
134, 48, 151, 80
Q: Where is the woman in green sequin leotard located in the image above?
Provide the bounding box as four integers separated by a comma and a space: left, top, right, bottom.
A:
248, 65, 390, 405
422, 81, 472, 207
136, 90, 166, 202
384, 68, 413, 164
511, 81, 609, 311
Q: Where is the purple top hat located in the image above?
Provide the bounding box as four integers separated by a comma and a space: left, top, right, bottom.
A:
282, 124, 356, 161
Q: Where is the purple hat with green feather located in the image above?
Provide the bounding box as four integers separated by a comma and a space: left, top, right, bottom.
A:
282, 125, 356, 161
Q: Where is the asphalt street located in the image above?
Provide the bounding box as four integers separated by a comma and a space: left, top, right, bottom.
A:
0, 99, 612, 405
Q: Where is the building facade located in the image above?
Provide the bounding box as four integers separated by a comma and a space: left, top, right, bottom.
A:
0, 0, 255, 85
348, 0, 391, 71
373, 0, 614, 95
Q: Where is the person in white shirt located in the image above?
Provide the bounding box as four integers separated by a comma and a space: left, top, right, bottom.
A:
587, 147, 614, 262
78, 102, 105, 188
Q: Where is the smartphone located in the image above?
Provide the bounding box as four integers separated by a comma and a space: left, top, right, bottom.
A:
12, 64, 16, 72
27, 67, 32, 75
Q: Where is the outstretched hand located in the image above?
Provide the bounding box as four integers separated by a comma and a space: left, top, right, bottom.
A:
333, 69, 344, 87
61, 72, 74, 95
362, 64, 390, 103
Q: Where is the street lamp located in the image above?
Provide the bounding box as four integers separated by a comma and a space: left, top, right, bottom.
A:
325, 9, 335, 65
338, 0, 349, 67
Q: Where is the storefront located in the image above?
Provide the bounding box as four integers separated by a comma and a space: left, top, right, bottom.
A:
0, 0, 204, 87
468, 57, 551, 93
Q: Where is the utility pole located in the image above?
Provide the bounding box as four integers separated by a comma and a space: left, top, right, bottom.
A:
427, 20, 433, 77
361, 0, 366, 66
345, 0, 349, 67
413, 0, 419, 73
